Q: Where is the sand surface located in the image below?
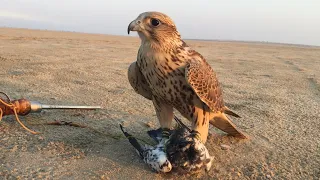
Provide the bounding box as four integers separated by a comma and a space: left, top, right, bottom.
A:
0, 28, 319, 179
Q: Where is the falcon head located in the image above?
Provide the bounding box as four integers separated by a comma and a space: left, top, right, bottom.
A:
127, 12, 181, 47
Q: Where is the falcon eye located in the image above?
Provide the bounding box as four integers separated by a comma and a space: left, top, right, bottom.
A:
151, 18, 160, 27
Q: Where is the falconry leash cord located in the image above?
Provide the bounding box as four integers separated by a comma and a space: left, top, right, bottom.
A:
0, 92, 39, 134
0, 92, 153, 143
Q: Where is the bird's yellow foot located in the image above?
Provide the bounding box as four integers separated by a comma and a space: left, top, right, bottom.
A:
161, 128, 171, 139
190, 130, 201, 142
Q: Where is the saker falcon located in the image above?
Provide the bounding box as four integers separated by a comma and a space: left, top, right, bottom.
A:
127, 11, 247, 144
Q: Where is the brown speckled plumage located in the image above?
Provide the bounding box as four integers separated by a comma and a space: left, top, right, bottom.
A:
185, 59, 224, 112
127, 12, 247, 143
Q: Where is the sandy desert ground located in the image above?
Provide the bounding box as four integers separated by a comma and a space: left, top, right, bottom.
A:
0, 28, 319, 179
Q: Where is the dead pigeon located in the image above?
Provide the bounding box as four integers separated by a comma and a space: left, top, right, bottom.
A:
148, 116, 214, 173
119, 124, 172, 173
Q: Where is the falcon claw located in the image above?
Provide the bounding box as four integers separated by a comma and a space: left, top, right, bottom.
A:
190, 130, 201, 141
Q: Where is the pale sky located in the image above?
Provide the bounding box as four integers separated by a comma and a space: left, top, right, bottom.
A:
1, 0, 319, 46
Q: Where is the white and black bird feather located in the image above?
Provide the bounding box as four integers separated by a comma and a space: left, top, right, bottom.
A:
120, 116, 213, 173
119, 124, 172, 173
148, 116, 214, 173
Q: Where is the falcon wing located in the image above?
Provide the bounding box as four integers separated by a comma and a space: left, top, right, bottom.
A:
185, 59, 224, 112
185, 59, 248, 138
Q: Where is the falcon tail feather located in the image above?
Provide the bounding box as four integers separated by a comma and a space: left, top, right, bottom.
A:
223, 106, 241, 118
210, 113, 248, 139
119, 124, 144, 155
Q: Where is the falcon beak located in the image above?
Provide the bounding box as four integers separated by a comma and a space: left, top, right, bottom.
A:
127, 20, 142, 34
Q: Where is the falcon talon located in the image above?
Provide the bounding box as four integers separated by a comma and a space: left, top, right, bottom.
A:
190, 130, 202, 141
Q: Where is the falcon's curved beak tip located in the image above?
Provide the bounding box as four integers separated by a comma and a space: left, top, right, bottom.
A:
127, 25, 131, 35
127, 21, 134, 35
127, 20, 140, 35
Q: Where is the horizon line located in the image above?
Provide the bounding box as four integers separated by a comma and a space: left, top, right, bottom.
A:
1, 26, 319, 48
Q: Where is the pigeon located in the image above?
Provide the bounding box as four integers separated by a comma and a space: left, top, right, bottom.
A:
119, 124, 172, 173
148, 116, 214, 173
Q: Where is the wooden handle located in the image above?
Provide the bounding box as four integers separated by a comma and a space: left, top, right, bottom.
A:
0, 98, 31, 116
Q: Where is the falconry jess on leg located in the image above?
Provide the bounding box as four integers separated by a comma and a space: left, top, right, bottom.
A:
127, 12, 247, 144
